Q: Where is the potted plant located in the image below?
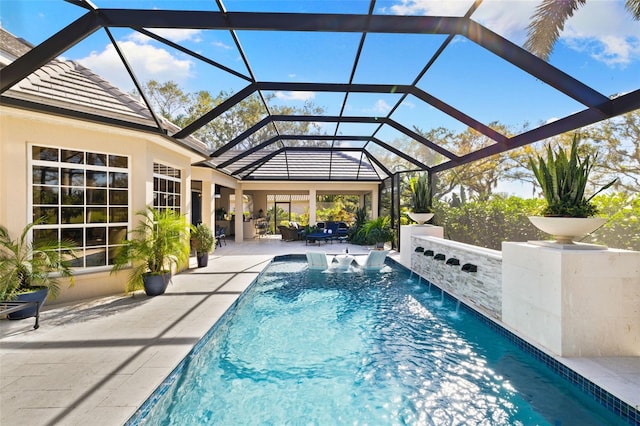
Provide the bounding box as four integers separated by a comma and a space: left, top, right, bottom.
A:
361, 216, 394, 249
192, 223, 215, 268
111, 207, 191, 296
0, 220, 76, 319
528, 134, 616, 244
347, 207, 368, 245
407, 173, 434, 225
215, 207, 227, 221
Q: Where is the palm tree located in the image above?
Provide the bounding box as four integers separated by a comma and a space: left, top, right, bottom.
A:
524, 0, 640, 61
0, 221, 76, 300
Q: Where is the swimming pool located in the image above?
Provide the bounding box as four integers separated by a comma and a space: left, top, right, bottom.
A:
130, 256, 626, 425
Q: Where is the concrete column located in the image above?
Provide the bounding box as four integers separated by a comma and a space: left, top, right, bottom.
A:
201, 180, 213, 227
309, 188, 317, 225
234, 187, 243, 242
371, 188, 379, 219
183, 170, 192, 226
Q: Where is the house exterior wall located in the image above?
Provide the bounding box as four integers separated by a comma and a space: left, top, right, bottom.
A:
1, 106, 383, 304
1, 106, 199, 304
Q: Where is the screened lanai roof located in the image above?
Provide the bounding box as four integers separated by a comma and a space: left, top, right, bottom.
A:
1, 0, 639, 181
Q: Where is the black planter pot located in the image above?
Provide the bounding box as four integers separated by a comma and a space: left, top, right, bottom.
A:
6, 287, 49, 320
142, 272, 171, 296
196, 252, 209, 268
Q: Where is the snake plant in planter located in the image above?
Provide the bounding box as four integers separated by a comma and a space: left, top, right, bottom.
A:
111, 207, 190, 296
0, 220, 76, 319
407, 173, 434, 225
528, 134, 616, 244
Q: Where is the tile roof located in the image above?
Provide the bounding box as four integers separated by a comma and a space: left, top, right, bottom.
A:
0, 28, 208, 156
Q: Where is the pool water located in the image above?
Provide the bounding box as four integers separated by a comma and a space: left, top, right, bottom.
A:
136, 258, 624, 425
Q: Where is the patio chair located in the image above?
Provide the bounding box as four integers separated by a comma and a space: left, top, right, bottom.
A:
278, 225, 299, 242
325, 222, 340, 242
306, 252, 331, 270
356, 250, 389, 271
337, 222, 349, 237
215, 226, 226, 247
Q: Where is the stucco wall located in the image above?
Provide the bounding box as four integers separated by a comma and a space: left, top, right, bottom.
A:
411, 236, 503, 320
1, 107, 198, 304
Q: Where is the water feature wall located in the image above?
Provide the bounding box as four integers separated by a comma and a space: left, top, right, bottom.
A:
411, 236, 502, 320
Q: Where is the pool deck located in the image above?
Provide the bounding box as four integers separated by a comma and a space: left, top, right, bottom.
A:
1, 237, 638, 425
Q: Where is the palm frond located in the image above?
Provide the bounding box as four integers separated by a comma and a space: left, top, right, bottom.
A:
626, 0, 640, 18
524, 0, 586, 60
0, 221, 76, 300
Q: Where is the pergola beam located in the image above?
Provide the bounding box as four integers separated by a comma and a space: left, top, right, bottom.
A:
430, 89, 640, 174
172, 84, 256, 139
2, 5, 635, 184
219, 134, 430, 173
92, 9, 609, 109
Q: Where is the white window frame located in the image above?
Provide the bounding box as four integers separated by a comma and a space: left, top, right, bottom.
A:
153, 162, 182, 213
28, 144, 131, 270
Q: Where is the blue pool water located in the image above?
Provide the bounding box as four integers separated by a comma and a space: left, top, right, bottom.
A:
135, 257, 625, 425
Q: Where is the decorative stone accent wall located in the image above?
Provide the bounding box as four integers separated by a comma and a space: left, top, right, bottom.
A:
411, 236, 503, 320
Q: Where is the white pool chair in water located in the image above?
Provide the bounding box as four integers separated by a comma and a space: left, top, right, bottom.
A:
306, 252, 331, 270
356, 250, 389, 271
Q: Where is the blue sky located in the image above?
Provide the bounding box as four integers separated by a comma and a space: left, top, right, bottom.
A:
1, 0, 639, 194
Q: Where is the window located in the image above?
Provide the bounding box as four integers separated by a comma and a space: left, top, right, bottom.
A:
153, 163, 181, 213
31, 146, 129, 268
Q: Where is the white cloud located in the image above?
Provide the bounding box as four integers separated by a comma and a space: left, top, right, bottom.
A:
212, 40, 231, 50
274, 91, 315, 101
385, 0, 640, 67
401, 99, 416, 109
374, 99, 392, 113
471, 0, 536, 44
77, 40, 194, 91
562, 1, 640, 66
130, 28, 202, 44
383, 0, 535, 43
384, 0, 471, 16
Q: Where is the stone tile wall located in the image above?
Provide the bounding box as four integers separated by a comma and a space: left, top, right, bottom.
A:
411, 236, 503, 320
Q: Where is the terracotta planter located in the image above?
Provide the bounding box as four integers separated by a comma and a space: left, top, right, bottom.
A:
407, 212, 434, 225
142, 272, 171, 296
528, 216, 607, 245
